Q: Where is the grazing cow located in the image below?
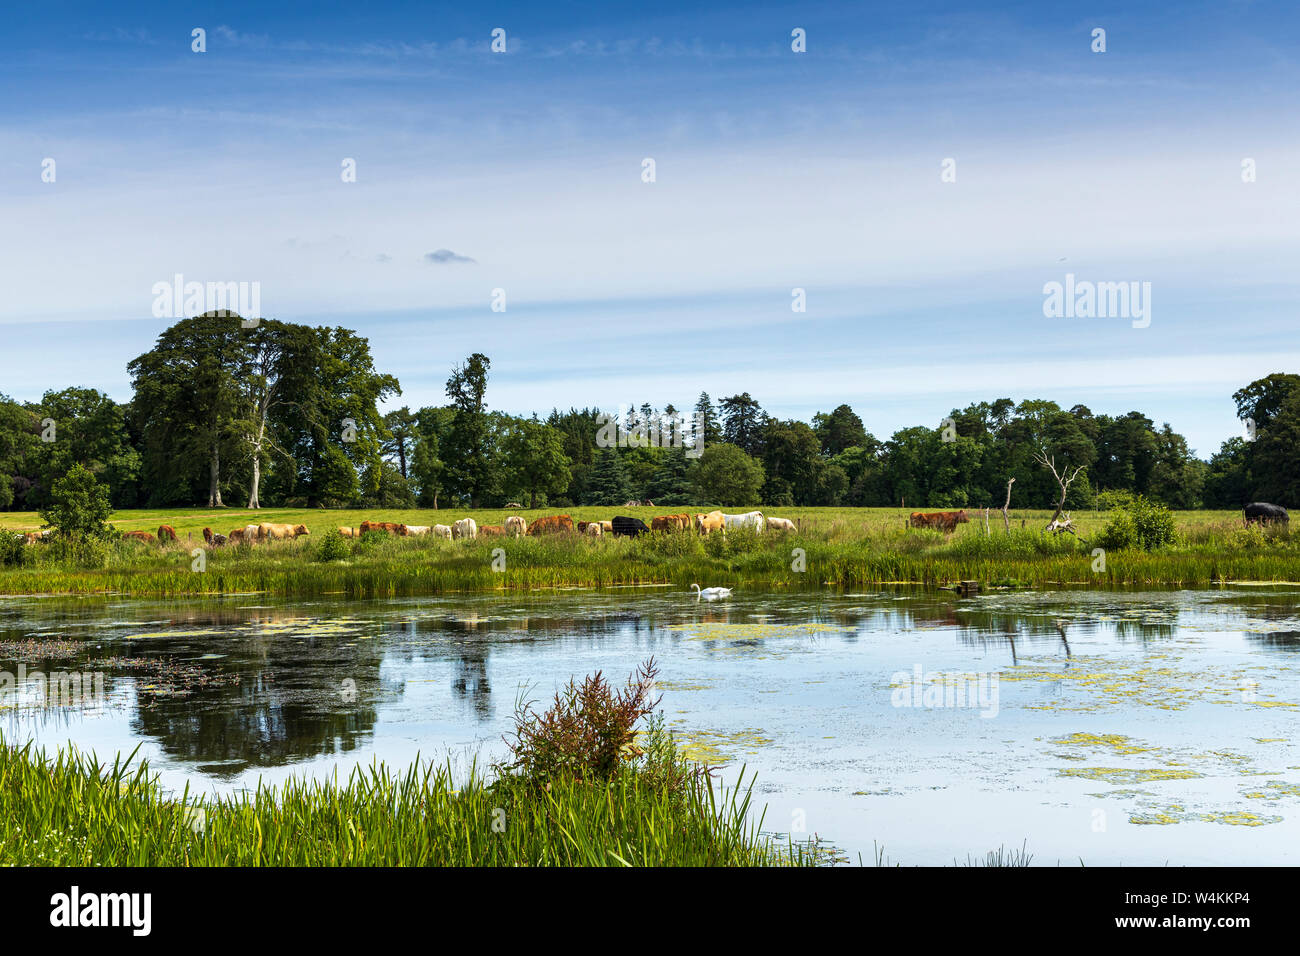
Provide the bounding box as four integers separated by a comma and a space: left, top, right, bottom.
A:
402, 525, 432, 536
504, 502, 523, 509
480, 524, 506, 537
695, 511, 726, 535
21, 530, 51, 544
909, 511, 970, 533
359, 520, 404, 535
526, 514, 575, 536
203, 527, 229, 547
766, 517, 796, 532
1244, 502, 1289, 525
123, 530, 157, 543
157, 524, 177, 543
611, 516, 651, 538
505, 515, 527, 537
600, 520, 613, 533
337, 527, 357, 538
583, 521, 603, 537
452, 518, 478, 540
651, 513, 692, 532
723, 511, 765, 533
258, 523, 309, 541
432, 524, 453, 539
242, 524, 262, 543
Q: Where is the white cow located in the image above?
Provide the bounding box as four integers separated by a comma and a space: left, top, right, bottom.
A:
583, 521, 603, 537
766, 517, 795, 532
403, 525, 431, 536
723, 511, 765, 533
452, 518, 477, 540
432, 524, 453, 539
505, 515, 527, 537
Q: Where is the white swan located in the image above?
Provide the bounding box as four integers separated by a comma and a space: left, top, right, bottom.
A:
691, 583, 733, 600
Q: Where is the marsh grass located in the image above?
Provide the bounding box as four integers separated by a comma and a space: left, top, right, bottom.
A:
2, 507, 1298, 595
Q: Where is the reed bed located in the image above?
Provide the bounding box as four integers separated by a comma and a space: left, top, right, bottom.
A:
0, 735, 808, 867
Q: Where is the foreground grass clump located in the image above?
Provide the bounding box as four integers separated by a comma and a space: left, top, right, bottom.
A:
0, 660, 804, 867
2, 506, 1299, 594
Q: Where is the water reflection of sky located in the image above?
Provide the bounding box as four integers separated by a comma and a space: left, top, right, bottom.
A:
1, 587, 1298, 865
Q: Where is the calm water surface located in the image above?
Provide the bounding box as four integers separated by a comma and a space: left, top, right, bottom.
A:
2, 586, 1298, 865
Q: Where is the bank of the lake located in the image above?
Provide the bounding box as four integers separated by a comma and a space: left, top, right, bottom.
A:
0, 736, 805, 867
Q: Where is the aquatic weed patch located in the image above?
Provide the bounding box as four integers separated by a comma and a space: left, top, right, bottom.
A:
669, 725, 774, 765
1005, 653, 1296, 713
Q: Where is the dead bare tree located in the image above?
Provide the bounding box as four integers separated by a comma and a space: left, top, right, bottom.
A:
1001, 478, 1015, 532
1034, 450, 1086, 529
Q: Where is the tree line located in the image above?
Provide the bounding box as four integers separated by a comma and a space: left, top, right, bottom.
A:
0, 315, 1295, 512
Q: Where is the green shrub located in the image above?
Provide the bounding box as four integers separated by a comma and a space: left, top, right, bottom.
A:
39, 464, 114, 539
314, 529, 352, 562
1095, 492, 1177, 551
0, 533, 30, 568
503, 658, 662, 785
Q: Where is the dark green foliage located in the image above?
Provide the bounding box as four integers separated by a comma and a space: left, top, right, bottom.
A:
1094, 492, 1178, 551
582, 448, 632, 505
314, 528, 352, 561
39, 464, 113, 539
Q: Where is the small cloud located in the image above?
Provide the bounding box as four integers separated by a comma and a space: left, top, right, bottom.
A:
215, 25, 271, 48
425, 249, 476, 265
375, 253, 392, 263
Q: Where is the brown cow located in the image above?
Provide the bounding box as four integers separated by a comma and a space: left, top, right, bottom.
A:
694, 511, 725, 535
909, 511, 970, 533
526, 514, 575, 535
479, 524, 507, 537
258, 523, 310, 541
338, 527, 357, 538
123, 530, 157, 543
651, 513, 692, 532
359, 520, 404, 535
157, 524, 178, 543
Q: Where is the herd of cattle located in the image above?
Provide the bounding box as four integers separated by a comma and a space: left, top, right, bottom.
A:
8, 502, 1290, 548
328, 510, 794, 541
154, 510, 797, 547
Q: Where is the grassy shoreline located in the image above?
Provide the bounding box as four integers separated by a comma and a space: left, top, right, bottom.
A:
3, 506, 1298, 596
0, 732, 805, 866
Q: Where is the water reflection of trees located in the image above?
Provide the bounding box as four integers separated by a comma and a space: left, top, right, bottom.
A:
126, 626, 396, 776
1248, 631, 1300, 652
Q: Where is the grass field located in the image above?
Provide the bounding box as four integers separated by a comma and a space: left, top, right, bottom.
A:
1, 505, 1296, 595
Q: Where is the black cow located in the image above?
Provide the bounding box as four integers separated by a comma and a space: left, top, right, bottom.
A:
1244, 502, 1289, 525
611, 516, 651, 538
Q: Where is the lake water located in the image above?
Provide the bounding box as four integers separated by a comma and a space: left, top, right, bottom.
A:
2, 586, 1298, 865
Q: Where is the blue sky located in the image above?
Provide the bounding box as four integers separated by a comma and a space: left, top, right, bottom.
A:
3, 0, 1299, 458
